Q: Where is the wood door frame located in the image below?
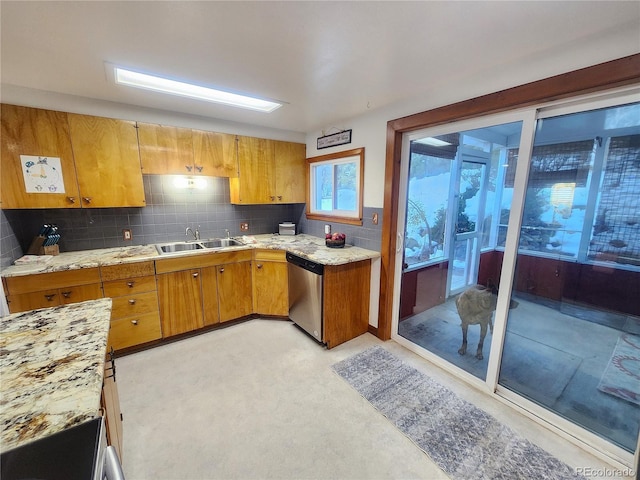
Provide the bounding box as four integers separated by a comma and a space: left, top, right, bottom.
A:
377, 53, 640, 341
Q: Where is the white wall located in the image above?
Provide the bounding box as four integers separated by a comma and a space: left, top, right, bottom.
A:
304, 27, 639, 209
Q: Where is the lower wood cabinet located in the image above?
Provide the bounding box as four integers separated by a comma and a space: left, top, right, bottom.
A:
157, 269, 205, 337
101, 261, 162, 351
253, 249, 288, 316
324, 259, 371, 349
101, 350, 123, 460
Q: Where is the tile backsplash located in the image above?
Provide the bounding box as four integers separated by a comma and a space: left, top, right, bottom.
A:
1, 175, 382, 267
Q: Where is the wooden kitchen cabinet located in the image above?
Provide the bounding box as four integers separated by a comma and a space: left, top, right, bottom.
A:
157, 269, 205, 337
138, 122, 238, 177
323, 259, 371, 349
230, 136, 305, 204
1, 104, 81, 209
216, 260, 253, 322
3, 267, 103, 313
67, 113, 145, 207
102, 350, 123, 460
253, 249, 288, 316
101, 261, 162, 352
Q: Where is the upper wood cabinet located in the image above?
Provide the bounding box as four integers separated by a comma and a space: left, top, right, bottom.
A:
68, 113, 145, 208
138, 123, 238, 177
230, 137, 305, 204
1, 104, 81, 209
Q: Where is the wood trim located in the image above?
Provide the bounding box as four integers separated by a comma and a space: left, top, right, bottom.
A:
378, 53, 640, 341
154, 249, 252, 274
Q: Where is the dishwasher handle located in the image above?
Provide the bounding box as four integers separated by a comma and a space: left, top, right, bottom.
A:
286, 252, 324, 275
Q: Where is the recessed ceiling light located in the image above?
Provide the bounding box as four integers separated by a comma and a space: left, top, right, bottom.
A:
110, 65, 283, 113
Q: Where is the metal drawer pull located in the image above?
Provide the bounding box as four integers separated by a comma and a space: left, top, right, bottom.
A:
257, 264, 263, 269
219, 268, 224, 273
67, 196, 76, 203
44, 294, 56, 301
270, 196, 275, 201
131, 319, 139, 325
128, 299, 136, 305
127, 281, 135, 288
277, 195, 282, 201
82, 197, 92, 204
192, 272, 199, 278
195, 165, 203, 173
185, 165, 193, 172
61, 291, 72, 298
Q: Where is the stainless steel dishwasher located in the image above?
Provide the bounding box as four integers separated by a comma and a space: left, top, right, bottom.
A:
287, 252, 324, 343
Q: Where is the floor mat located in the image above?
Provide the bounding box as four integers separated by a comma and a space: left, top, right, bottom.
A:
597, 333, 640, 405
332, 346, 587, 480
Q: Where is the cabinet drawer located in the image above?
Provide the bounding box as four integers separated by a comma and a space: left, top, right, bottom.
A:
59, 283, 103, 305
254, 249, 286, 262
108, 312, 162, 351
103, 275, 156, 297
4, 267, 101, 295
7, 290, 61, 313
100, 261, 155, 282
111, 291, 159, 319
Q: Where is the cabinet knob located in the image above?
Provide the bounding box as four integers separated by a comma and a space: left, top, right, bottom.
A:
277, 195, 282, 201
185, 165, 193, 172
67, 196, 76, 204
270, 196, 275, 201
61, 291, 72, 298
128, 299, 137, 305
192, 272, 199, 278
131, 320, 139, 326
219, 268, 225, 274
44, 294, 56, 301
127, 281, 135, 288
82, 197, 92, 204
195, 165, 203, 173
257, 264, 263, 269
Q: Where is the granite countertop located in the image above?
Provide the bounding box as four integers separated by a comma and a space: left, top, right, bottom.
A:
1, 234, 380, 278
0, 298, 113, 452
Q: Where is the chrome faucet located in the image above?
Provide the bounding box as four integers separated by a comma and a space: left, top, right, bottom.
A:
225, 229, 230, 239
186, 226, 200, 241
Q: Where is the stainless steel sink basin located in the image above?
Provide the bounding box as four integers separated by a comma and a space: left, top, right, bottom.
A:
155, 242, 204, 254
155, 238, 243, 254
199, 238, 243, 248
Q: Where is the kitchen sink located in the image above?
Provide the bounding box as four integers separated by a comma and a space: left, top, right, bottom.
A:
199, 238, 243, 248
155, 238, 243, 255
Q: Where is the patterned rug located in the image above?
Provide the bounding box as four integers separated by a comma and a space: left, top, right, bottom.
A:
598, 333, 640, 405
332, 346, 586, 480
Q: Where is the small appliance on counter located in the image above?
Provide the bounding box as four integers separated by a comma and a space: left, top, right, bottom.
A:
279, 222, 296, 236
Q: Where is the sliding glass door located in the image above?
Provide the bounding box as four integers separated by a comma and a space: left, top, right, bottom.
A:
392, 91, 640, 464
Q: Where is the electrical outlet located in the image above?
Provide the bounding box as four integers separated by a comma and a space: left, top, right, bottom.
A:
372, 213, 379, 225
123, 229, 132, 241
240, 222, 249, 231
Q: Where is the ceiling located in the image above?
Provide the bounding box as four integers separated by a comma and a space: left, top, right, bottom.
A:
1, 1, 639, 134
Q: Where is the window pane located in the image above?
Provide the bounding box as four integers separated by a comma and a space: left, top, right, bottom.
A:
313, 164, 333, 211
499, 102, 640, 453
335, 162, 357, 211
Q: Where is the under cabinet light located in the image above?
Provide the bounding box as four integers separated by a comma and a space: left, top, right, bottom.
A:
174, 176, 207, 189
112, 66, 282, 113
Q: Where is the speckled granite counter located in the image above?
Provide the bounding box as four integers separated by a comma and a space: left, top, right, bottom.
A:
0, 298, 112, 452
1, 234, 379, 278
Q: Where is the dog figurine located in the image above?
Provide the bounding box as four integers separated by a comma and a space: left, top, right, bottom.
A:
455, 284, 518, 360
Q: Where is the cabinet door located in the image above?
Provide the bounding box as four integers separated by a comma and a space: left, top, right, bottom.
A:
102, 358, 123, 460
274, 141, 306, 203
157, 270, 204, 337
138, 123, 194, 175
229, 136, 275, 204
1, 104, 81, 209
253, 261, 288, 316
192, 130, 238, 177
68, 113, 145, 207
200, 266, 220, 326
217, 261, 253, 322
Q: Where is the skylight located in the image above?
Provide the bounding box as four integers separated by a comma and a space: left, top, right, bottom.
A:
112, 66, 282, 113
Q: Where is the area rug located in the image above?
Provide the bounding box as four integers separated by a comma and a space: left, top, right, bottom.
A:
597, 333, 640, 405
332, 346, 586, 480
